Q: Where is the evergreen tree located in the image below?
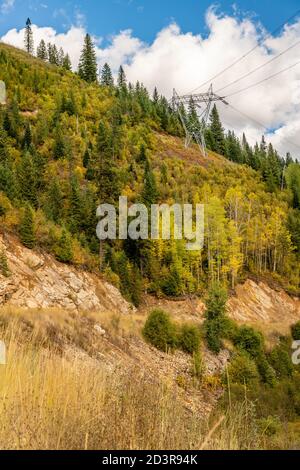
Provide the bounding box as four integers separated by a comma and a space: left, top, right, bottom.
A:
55, 229, 73, 263
209, 104, 225, 155
37, 39, 47, 61
62, 53, 72, 71
45, 178, 63, 223
58, 47, 65, 66
100, 63, 114, 87
78, 34, 98, 83
24, 18, 34, 55
117, 65, 127, 90
153, 87, 159, 104
96, 121, 120, 204
20, 204, 35, 249
22, 121, 32, 149
141, 158, 158, 207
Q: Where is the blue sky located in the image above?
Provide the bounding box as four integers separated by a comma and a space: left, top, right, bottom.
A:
1, 0, 300, 42
1, 0, 300, 156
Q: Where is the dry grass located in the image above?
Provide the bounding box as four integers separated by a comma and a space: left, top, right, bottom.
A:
0, 307, 297, 450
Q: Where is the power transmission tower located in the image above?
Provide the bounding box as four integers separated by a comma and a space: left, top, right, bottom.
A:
172, 85, 228, 157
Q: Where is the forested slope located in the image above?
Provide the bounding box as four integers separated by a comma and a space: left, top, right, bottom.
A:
0, 42, 299, 306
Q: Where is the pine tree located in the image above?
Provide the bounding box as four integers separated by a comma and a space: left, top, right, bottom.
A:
209, 104, 225, 155
37, 39, 47, 61
117, 65, 127, 89
141, 158, 158, 207
96, 121, 120, 204
45, 178, 63, 223
62, 53, 72, 71
58, 47, 65, 66
78, 34, 98, 83
153, 87, 159, 104
20, 204, 35, 249
22, 122, 32, 149
55, 229, 73, 263
100, 63, 114, 87
24, 18, 34, 55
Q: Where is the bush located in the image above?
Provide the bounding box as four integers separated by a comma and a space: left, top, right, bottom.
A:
220, 316, 239, 341
256, 353, 276, 387
234, 326, 264, 359
0, 249, 10, 277
269, 342, 294, 379
204, 318, 223, 354
179, 324, 201, 354
258, 416, 282, 437
142, 309, 177, 352
227, 353, 259, 385
191, 351, 204, 378
205, 283, 228, 320
291, 321, 300, 341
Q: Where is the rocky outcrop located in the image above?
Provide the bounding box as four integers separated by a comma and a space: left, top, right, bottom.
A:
228, 279, 300, 333
0, 233, 133, 314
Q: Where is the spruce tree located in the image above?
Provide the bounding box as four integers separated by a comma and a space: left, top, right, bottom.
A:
100, 63, 114, 87
20, 204, 35, 249
117, 66, 127, 89
141, 158, 158, 207
62, 54, 72, 71
22, 122, 32, 149
78, 34, 98, 83
37, 39, 47, 60
24, 18, 34, 55
209, 104, 225, 155
55, 229, 73, 263
153, 87, 159, 104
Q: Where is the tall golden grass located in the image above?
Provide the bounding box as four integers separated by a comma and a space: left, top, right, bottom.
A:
0, 308, 296, 450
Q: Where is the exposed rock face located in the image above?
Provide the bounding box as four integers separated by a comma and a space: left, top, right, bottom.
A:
228, 279, 300, 333
0, 233, 133, 314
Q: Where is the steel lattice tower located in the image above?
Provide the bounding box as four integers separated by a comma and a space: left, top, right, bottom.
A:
172, 85, 228, 157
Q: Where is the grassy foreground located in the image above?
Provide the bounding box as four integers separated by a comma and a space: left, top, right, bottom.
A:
0, 308, 299, 450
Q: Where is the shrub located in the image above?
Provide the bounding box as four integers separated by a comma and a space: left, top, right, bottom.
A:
220, 316, 239, 341
142, 309, 177, 352
227, 353, 259, 385
191, 351, 204, 378
258, 416, 282, 437
205, 283, 228, 320
256, 353, 276, 387
204, 318, 223, 354
179, 324, 201, 354
291, 321, 300, 341
0, 249, 10, 277
234, 326, 264, 359
54, 229, 73, 263
269, 342, 294, 379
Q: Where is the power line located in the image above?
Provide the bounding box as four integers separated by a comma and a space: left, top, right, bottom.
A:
224, 59, 300, 98
215, 38, 300, 94
225, 102, 300, 153
184, 8, 300, 95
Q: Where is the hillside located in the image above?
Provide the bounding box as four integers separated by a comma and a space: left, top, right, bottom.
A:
0, 42, 300, 302
1, 42, 300, 450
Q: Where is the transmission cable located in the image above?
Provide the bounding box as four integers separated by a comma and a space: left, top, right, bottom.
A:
185, 8, 300, 95
225, 102, 300, 152
215, 38, 300, 94
224, 59, 300, 98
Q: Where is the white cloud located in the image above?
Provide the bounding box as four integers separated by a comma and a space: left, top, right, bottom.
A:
1, 8, 300, 157
1, 0, 15, 14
